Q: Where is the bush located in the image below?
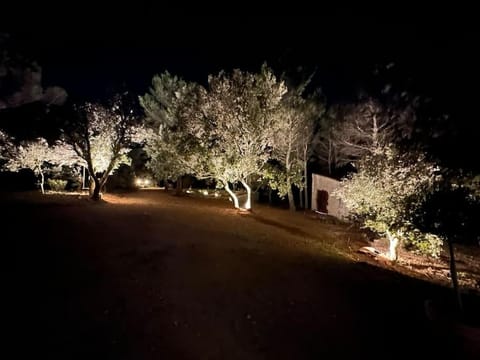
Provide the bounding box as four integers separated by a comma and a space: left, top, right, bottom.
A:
47, 178, 67, 191
107, 164, 137, 191
403, 230, 443, 258
416, 186, 480, 246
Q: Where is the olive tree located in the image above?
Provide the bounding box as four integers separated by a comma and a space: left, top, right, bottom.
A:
6, 137, 78, 193
202, 66, 287, 209
333, 145, 443, 261
64, 95, 140, 200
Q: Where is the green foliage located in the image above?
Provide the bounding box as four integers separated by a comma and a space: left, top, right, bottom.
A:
457, 173, 480, 200
140, 71, 193, 129
107, 164, 136, 190
140, 72, 207, 181
203, 65, 287, 184
403, 230, 443, 258
262, 162, 302, 199
58, 165, 82, 191
143, 128, 189, 180
140, 66, 288, 208
270, 85, 323, 206
416, 179, 480, 246
333, 144, 443, 258
47, 178, 67, 191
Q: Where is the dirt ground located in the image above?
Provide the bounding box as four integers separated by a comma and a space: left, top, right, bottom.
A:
2, 189, 480, 359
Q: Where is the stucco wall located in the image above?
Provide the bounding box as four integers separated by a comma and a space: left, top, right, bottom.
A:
311, 173, 349, 219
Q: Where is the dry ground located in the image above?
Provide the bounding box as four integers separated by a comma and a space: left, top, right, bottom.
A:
2, 189, 479, 359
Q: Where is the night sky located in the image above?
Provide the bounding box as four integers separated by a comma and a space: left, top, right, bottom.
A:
3, 4, 476, 97
2, 3, 479, 169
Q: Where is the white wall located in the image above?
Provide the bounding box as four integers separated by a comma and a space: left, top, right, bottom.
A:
311, 173, 349, 219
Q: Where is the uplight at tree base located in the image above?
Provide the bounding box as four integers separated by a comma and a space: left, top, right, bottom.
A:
135, 178, 151, 187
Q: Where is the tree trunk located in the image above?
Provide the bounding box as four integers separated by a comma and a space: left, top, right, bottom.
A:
304, 184, 308, 210
299, 189, 304, 209
304, 149, 309, 209
240, 180, 252, 210
175, 176, 183, 196
89, 177, 94, 196
39, 169, 45, 194
224, 181, 239, 209
286, 141, 296, 212
268, 188, 273, 205
99, 174, 110, 196
328, 138, 332, 175
90, 177, 102, 200
448, 239, 463, 315
372, 115, 378, 149
386, 231, 399, 261
82, 166, 86, 189
286, 177, 296, 212
303, 142, 310, 210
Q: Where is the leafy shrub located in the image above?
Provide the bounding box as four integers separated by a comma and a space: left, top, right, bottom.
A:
403, 230, 443, 258
47, 178, 67, 191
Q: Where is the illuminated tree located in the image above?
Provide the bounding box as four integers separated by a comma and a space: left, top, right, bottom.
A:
325, 98, 415, 169
64, 95, 140, 200
202, 66, 287, 209
140, 71, 193, 129
140, 72, 207, 193
296, 95, 324, 209
333, 145, 443, 261
0, 130, 14, 162
271, 89, 323, 211
271, 101, 303, 211
6, 137, 78, 194
332, 99, 393, 163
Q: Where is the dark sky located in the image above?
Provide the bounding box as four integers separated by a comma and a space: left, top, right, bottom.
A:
3, 3, 478, 104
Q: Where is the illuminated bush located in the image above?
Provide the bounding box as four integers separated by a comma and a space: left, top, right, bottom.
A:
47, 179, 67, 191
333, 145, 443, 260
403, 230, 443, 258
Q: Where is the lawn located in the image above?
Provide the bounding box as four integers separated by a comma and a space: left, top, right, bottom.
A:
2, 189, 479, 359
